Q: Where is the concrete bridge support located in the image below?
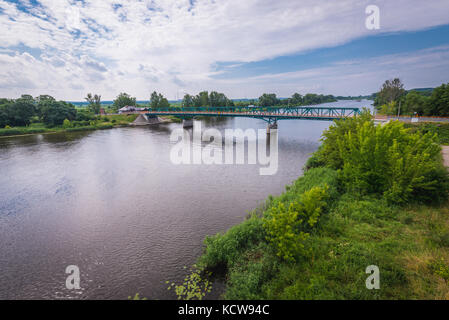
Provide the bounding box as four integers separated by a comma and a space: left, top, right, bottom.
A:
131, 114, 161, 126
183, 119, 194, 128
267, 121, 278, 134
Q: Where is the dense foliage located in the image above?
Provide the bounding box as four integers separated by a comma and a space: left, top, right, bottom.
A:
374, 78, 406, 107
182, 91, 234, 108
264, 186, 329, 262
0, 94, 78, 127
404, 122, 449, 145
150, 91, 170, 109
309, 111, 448, 204
112, 92, 137, 110
0, 96, 35, 126
375, 79, 449, 116
195, 114, 449, 300
258, 92, 337, 107
40, 100, 77, 126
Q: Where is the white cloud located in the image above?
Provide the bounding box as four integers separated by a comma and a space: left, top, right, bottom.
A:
0, 0, 449, 99
214, 45, 449, 97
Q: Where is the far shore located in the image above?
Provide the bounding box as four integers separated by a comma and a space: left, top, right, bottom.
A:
0, 115, 177, 139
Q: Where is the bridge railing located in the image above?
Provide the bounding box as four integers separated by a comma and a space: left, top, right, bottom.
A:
146, 106, 361, 117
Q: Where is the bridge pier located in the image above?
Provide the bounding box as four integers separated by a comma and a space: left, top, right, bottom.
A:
182, 119, 193, 128
267, 121, 278, 134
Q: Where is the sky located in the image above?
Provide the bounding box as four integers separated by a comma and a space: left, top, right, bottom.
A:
0, 0, 449, 101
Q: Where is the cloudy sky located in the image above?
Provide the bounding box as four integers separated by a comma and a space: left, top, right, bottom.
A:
1, 0, 449, 101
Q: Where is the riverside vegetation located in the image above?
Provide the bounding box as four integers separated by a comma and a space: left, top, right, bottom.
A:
0, 94, 140, 137
172, 111, 449, 300
1, 90, 338, 138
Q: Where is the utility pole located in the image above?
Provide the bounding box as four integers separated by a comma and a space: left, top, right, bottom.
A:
397, 100, 401, 120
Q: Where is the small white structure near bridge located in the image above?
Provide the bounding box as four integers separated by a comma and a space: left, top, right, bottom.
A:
118, 106, 147, 114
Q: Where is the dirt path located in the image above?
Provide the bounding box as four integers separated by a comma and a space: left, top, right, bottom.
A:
442, 146, 449, 167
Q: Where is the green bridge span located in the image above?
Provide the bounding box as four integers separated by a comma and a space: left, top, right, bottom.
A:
143, 106, 362, 131
145, 106, 361, 124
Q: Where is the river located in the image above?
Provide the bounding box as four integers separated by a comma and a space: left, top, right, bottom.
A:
0, 100, 370, 299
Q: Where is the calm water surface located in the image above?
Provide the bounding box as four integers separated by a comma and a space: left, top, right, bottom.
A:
0, 100, 370, 299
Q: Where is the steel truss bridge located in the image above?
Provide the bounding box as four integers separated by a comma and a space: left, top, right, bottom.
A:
145, 106, 361, 124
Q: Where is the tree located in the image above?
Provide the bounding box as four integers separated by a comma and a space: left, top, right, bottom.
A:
209, 91, 231, 107
158, 95, 170, 108
150, 91, 170, 109
0, 97, 36, 127
403, 91, 428, 115
182, 94, 194, 108
197, 91, 210, 107
258, 93, 279, 107
375, 78, 406, 106
150, 91, 160, 109
40, 100, 77, 127
85, 93, 101, 114
0, 99, 11, 127
426, 83, 449, 116
36, 95, 56, 117
291, 93, 303, 105
113, 92, 136, 110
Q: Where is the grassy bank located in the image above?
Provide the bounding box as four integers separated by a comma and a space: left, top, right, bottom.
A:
0, 114, 138, 137
404, 122, 449, 145
192, 113, 449, 300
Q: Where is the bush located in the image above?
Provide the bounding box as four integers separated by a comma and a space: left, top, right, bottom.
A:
314, 111, 447, 204
274, 167, 340, 206
62, 119, 71, 128
75, 110, 95, 121
263, 186, 329, 262
41, 101, 76, 126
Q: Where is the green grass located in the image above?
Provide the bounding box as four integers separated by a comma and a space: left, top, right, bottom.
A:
404, 122, 449, 145
162, 115, 183, 123
197, 167, 449, 300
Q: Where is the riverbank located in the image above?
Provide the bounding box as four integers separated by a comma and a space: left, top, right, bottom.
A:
193, 115, 449, 300
0, 114, 179, 138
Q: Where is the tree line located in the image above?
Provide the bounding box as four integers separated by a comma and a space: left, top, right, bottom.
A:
112, 90, 338, 110
0, 95, 80, 127
374, 78, 449, 116
1, 89, 340, 128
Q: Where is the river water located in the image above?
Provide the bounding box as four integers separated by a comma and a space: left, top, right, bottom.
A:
0, 100, 370, 299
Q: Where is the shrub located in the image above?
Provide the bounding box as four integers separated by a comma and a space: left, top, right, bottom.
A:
274, 167, 339, 206
62, 118, 71, 128
263, 185, 329, 262
314, 111, 447, 204
41, 101, 77, 126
